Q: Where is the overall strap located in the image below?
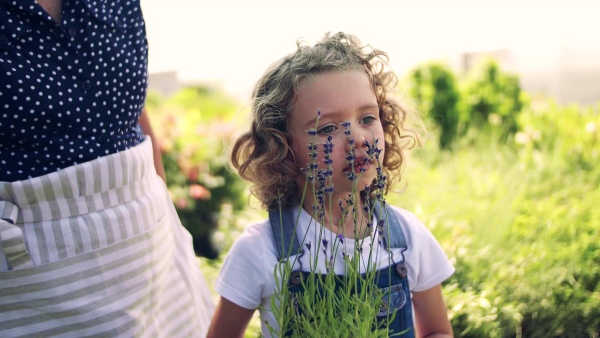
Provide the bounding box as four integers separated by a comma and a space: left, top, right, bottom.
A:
373, 202, 407, 249
269, 203, 407, 259
268, 207, 303, 261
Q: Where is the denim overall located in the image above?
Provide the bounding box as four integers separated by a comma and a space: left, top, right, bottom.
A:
269, 203, 415, 337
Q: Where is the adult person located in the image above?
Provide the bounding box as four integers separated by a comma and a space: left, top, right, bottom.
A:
0, 0, 214, 336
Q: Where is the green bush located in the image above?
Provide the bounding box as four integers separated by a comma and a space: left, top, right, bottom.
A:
407, 62, 462, 149
146, 87, 247, 259
388, 95, 600, 336
461, 59, 524, 144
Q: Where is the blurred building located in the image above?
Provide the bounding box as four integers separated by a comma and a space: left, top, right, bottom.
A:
148, 70, 224, 98
459, 45, 600, 106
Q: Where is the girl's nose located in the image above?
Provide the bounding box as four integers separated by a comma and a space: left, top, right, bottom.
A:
346, 130, 367, 151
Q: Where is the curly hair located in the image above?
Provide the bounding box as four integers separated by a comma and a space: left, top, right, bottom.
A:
231, 32, 424, 210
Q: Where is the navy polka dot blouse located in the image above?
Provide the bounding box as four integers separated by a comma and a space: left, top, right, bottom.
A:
0, 0, 147, 182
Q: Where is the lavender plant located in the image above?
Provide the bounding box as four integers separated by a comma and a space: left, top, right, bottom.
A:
265, 112, 408, 337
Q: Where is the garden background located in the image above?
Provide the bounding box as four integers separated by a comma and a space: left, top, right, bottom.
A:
145, 58, 600, 337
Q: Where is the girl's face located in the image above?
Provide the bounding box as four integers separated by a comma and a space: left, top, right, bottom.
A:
288, 70, 385, 196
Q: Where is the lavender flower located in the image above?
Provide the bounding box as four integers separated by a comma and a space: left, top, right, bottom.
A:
305, 241, 312, 251
345, 195, 354, 206
337, 233, 344, 244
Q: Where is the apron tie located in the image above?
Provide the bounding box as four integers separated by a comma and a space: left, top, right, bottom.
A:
0, 200, 33, 270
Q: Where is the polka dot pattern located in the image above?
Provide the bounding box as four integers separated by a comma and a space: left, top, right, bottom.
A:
0, 0, 147, 182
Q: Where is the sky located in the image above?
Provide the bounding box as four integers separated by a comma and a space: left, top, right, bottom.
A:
141, 0, 600, 101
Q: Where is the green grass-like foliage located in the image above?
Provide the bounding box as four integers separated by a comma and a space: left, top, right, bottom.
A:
389, 95, 600, 337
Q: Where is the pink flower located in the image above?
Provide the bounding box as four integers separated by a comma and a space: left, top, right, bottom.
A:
189, 184, 211, 200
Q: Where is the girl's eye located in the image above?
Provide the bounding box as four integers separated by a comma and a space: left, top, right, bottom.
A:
319, 125, 336, 134
318, 125, 336, 135
361, 116, 376, 124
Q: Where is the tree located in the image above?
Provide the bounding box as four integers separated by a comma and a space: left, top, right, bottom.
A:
408, 62, 462, 149
462, 59, 523, 141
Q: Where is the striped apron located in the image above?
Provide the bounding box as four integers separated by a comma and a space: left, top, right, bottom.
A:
0, 137, 215, 337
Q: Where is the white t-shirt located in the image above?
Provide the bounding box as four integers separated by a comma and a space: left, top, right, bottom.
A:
215, 204, 454, 337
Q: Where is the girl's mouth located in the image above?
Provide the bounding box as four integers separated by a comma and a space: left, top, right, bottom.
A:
343, 157, 372, 173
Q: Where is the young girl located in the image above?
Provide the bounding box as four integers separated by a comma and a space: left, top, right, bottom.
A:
207, 32, 454, 338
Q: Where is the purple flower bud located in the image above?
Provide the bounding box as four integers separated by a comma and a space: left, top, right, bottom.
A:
322, 239, 328, 249
345, 195, 354, 205
341, 121, 351, 128
305, 241, 312, 251
337, 234, 344, 243
307, 129, 317, 136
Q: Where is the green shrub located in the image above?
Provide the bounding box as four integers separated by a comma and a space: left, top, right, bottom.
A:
146, 87, 247, 259
407, 62, 462, 149
388, 98, 600, 336
461, 59, 524, 143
